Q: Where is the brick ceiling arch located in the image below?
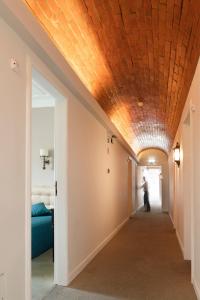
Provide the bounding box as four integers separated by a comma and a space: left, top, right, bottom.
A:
24, 0, 200, 154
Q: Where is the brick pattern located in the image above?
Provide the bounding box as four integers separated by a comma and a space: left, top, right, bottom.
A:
24, 0, 200, 153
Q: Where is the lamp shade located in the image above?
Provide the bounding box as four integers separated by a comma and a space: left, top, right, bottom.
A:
173, 143, 180, 167
174, 148, 180, 161
40, 149, 48, 157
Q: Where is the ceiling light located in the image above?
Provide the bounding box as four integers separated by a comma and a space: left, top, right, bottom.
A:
137, 100, 144, 107
148, 158, 156, 164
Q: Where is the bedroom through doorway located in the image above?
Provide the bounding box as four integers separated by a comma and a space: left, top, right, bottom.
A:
30, 66, 68, 299
31, 70, 56, 300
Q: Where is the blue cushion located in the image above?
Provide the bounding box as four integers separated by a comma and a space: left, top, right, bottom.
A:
32, 202, 51, 217
32, 215, 53, 258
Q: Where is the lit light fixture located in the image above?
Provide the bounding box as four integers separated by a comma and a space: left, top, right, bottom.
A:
40, 149, 50, 170
127, 156, 132, 162
173, 142, 180, 167
148, 157, 156, 164
111, 135, 117, 143
137, 99, 144, 107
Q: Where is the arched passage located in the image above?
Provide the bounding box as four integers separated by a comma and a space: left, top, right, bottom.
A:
137, 148, 169, 212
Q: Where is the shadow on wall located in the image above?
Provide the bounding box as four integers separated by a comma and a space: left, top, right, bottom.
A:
137, 148, 169, 212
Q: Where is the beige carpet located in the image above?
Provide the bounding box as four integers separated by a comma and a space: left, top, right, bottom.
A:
32, 249, 55, 300
44, 208, 196, 300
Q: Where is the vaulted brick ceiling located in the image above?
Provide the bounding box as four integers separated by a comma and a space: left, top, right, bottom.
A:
24, 0, 200, 154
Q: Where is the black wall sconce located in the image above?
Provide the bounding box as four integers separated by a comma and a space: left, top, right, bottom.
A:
173, 142, 180, 167
40, 149, 50, 170
111, 135, 117, 143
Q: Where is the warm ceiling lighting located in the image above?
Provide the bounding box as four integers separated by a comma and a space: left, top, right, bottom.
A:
148, 158, 156, 164
137, 100, 144, 107
23, 0, 200, 154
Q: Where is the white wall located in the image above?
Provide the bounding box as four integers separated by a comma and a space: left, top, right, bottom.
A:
168, 151, 175, 222
168, 92, 192, 261
32, 107, 54, 186
169, 58, 200, 297
191, 61, 200, 294
169, 116, 192, 259
128, 159, 137, 214
0, 15, 137, 299
136, 166, 146, 210
67, 95, 134, 280
0, 17, 59, 300
0, 17, 27, 300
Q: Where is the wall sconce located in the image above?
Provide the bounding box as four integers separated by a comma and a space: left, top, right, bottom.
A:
127, 156, 132, 162
173, 142, 180, 167
40, 149, 50, 170
111, 135, 117, 143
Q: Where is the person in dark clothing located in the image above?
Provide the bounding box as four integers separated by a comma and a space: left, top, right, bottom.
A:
139, 176, 151, 212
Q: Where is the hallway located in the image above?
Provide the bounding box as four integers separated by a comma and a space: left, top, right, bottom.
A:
44, 209, 196, 300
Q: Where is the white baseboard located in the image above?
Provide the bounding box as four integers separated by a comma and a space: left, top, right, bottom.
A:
68, 217, 129, 284
176, 229, 184, 257
169, 214, 185, 258
169, 214, 177, 232
192, 277, 200, 300
128, 203, 144, 219
136, 203, 144, 211
130, 210, 136, 218
169, 213, 175, 227
129, 204, 143, 219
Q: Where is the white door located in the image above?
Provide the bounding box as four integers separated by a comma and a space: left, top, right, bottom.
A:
54, 96, 68, 285
136, 166, 145, 209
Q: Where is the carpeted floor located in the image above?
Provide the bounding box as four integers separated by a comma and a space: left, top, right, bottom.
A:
32, 249, 55, 300
44, 208, 196, 300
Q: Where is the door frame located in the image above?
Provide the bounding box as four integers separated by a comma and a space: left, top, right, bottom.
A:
137, 165, 163, 210
25, 55, 69, 300
145, 165, 162, 207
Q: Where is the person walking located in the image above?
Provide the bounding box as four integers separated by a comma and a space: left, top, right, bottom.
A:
139, 176, 151, 212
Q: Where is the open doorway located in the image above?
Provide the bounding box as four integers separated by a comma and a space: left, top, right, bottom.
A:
30, 68, 68, 299
143, 167, 162, 209
31, 70, 56, 299
137, 166, 162, 210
